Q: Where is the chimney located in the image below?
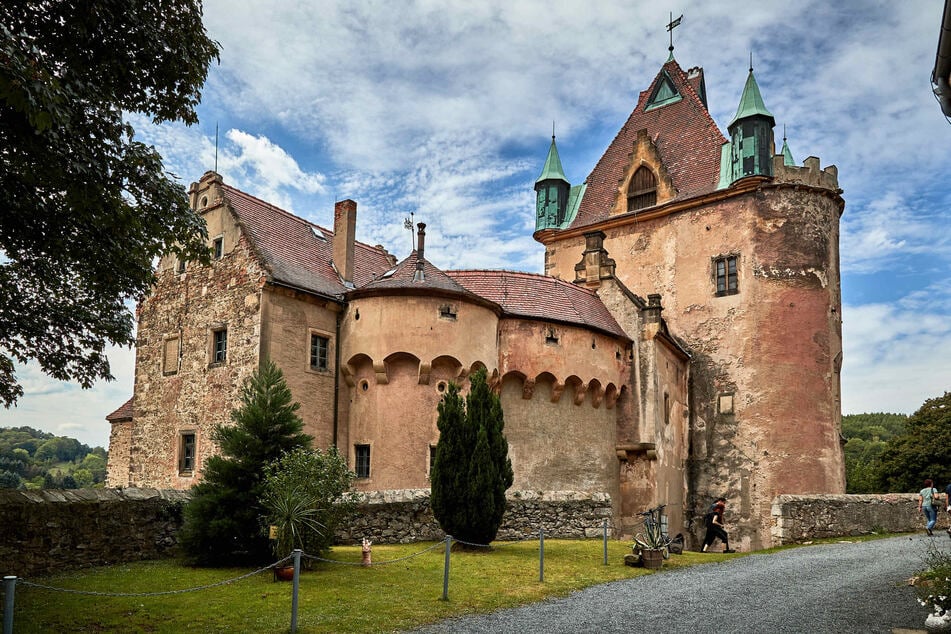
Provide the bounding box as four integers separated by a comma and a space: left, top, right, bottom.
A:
413, 223, 426, 282
333, 199, 357, 285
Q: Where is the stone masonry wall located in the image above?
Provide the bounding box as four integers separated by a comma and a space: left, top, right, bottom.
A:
772, 494, 924, 544
0, 489, 188, 578
334, 490, 615, 544
0, 491, 928, 578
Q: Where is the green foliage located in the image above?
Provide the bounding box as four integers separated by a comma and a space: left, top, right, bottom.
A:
0, 1, 220, 406
877, 392, 951, 493
842, 412, 907, 493
0, 426, 107, 488
917, 543, 951, 617
260, 446, 356, 558
430, 368, 514, 545
179, 360, 312, 566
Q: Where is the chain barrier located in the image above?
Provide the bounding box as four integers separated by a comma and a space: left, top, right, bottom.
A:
16, 557, 291, 598
301, 541, 445, 566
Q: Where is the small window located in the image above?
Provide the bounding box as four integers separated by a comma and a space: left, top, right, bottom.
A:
163, 337, 180, 375
179, 432, 196, 474
212, 237, 224, 260
310, 334, 329, 371
664, 393, 671, 425
212, 328, 227, 364
439, 304, 457, 320
177, 258, 186, 274
627, 167, 657, 212
714, 256, 739, 296
545, 328, 559, 345
355, 444, 371, 479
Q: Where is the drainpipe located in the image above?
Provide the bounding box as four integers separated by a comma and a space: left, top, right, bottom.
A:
333, 308, 341, 447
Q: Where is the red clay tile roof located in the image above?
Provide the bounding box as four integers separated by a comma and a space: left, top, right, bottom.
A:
571, 59, 727, 229
106, 397, 133, 422
358, 251, 475, 296
221, 185, 394, 298
447, 270, 630, 340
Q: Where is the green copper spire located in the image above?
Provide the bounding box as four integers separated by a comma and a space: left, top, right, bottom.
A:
781, 127, 795, 166
728, 66, 775, 128
535, 133, 571, 231
535, 135, 568, 184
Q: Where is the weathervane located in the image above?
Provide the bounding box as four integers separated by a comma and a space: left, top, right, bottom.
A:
667, 12, 683, 56
403, 211, 416, 251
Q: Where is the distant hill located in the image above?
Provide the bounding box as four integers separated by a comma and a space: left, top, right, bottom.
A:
842, 412, 907, 493
0, 426, 107, 490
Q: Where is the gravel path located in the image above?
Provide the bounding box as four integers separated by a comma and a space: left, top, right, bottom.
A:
409, 534, 949, 634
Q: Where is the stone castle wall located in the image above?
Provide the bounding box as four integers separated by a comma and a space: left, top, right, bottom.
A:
0, 489, 188, 578
0, 490, 930, 577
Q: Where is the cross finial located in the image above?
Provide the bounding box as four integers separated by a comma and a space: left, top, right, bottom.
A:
749, 51, 754, 73
552, 120, 556, 141
667, 13, 683, 56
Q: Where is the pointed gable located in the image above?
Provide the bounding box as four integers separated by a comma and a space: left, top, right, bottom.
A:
570, 59, 727, 230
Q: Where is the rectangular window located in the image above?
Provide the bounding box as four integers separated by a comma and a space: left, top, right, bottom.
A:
177, 258, 186, 274
310, 334, 329, 370
355, 444, 371, 479
715, 255, 739, 296
212, 236, 224, 259
163, 337, 180, 375
212, 328, 227, 364
179, 432, 196, 474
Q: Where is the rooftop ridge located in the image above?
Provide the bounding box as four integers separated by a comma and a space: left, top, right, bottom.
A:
447, 269, 602, 297
221, 183, 386, 255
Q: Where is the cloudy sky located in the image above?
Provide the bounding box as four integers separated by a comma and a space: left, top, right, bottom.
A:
3, 0, 949, 448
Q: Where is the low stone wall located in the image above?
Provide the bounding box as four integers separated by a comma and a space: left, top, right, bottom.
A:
0, 488, 188, 578
335, 489, 614, 544
1, 489, 929, 577
772, 493, 924, 544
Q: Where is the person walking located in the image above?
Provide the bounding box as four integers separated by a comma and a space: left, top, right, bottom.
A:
702, 500, 735, 553
918, 478, 940, 536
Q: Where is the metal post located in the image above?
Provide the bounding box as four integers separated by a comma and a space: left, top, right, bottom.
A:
442, 535, 452, 601
539, 528, 544, 582
290, 550, 301, 633
3, 576, 15, 634
603, 519, 609, 565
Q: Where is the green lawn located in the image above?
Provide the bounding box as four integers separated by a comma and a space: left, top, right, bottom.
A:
5, 539, 738, 633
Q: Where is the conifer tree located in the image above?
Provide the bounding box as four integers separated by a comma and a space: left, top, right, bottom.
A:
179, 359, 312, 566
430, 368, 513, 545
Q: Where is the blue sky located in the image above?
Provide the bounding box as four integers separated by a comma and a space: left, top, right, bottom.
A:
2, 0, 949, 448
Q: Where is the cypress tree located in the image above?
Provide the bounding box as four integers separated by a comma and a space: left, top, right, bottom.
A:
430, 368, 513, 545
179, 359, 312, 566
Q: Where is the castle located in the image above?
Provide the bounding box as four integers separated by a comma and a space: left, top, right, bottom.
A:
107, 52, 845, 550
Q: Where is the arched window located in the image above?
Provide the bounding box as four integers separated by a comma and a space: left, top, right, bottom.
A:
627, 167, 657, 211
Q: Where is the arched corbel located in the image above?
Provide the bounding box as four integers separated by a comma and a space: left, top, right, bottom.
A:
522, 378, 535, 400
550, 381, 565, 403
573, 382, 588, 406
418, 362, 431, 385
341, 364, 356, 388
373, 361, 389, 385
605, 387, 619, 410
591, 384, 605, 408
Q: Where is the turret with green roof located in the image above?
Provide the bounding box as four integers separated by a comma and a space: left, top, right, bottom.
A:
722, 63, 776, 186
534, 135, 571, 231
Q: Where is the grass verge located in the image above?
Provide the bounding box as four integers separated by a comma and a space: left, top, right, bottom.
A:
7, 540, 738, 633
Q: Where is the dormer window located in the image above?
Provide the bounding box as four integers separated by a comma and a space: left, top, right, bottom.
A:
627, 167, 657, 212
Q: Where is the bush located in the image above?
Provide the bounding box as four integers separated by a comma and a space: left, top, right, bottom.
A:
917, 542, 951, 617
261, 447, 355, 558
